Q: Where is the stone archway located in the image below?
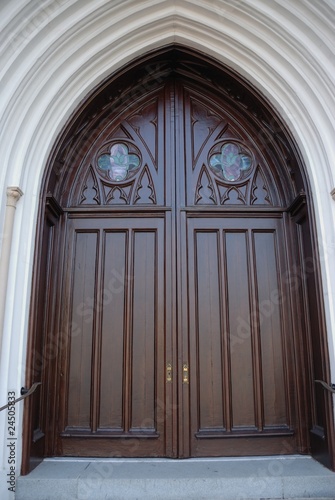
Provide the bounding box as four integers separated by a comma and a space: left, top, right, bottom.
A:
0, 4, 334, 494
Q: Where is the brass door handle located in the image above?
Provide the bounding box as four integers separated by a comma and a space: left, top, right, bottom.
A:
183, 363, 189, 384
166, 363, 172, 383
166, 363, 189, 383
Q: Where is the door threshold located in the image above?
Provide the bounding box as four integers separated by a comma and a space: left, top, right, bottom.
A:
43, 454, 313, 462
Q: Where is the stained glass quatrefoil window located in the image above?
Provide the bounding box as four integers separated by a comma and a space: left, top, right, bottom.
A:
209, 143, 252, 182
97, 143, 141, 182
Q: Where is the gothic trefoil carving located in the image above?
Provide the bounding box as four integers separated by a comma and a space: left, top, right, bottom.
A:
220, 185, 246, 205
133, 166, 157, 205
195, 165, 217, 205
251, 168, 272, 205
192, 140, 277, 206
78, 135, 160, 206
80, 167, 100, 205
105, 185, 131, 205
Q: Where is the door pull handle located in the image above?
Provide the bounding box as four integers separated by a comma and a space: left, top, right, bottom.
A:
183, 363, 189, 384
166, 363, 172, 383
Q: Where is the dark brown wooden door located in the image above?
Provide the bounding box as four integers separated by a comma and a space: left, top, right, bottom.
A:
176, 83, 298, 456
58, 216, 170, 457
184, 217, 295, 456
53, 79, 303, 458
23, 49, 334, 473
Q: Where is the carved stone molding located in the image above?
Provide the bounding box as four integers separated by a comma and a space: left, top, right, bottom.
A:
0, 186, 23, 361
6, 186, 23, 208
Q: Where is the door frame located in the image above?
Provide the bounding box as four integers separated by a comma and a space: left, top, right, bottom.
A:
21, 45, 335, 473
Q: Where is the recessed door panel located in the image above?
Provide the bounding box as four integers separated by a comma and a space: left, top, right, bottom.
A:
253, 230, 287, 427
226, 230, 255, 430
99, 230, 127, 430
195, 230, 225, 432
130, 230, 157, 432
67, 231, 99, 429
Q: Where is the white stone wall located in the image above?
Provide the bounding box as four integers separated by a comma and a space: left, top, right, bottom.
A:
0, 1, 334, 498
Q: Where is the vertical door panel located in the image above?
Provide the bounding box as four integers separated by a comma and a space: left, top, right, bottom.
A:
195, 231, 225, 431
68, 231, 98, 429
226, 231, 255, 430
99, 231, 128, 430
253, 231, 287, 427
131, 231, 156, 431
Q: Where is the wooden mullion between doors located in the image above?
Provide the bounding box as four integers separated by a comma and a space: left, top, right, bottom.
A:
174, 80, 191, 458
164, 81, 178, 458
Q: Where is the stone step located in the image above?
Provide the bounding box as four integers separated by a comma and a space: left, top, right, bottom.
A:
16, 456, 335, 500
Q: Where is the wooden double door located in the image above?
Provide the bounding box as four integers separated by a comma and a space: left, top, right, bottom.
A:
54, 80, 301, 458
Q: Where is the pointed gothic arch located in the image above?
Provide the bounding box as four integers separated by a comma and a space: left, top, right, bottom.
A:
22, 46, 334, 472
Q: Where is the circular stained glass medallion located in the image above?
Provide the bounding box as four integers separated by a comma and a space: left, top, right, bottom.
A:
97, 143, 141, 182
209, 143, 252, 182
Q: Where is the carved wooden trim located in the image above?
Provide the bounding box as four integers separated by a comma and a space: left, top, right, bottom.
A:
287, 190, 307, 218
46, 193, 63, 218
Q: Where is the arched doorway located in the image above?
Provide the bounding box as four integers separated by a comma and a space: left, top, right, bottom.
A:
23, 47, 334, 469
